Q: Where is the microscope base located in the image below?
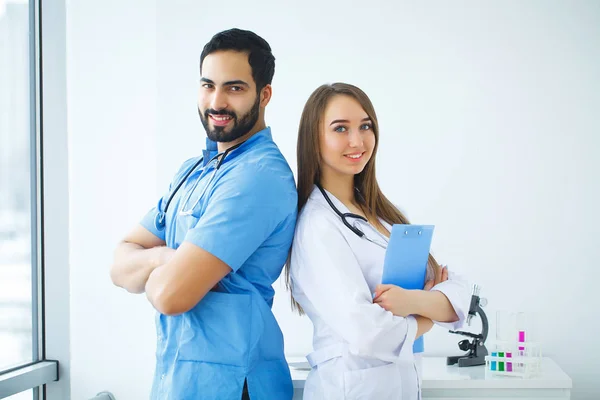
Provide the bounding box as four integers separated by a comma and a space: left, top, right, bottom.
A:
447, 341, 489, 367
447, 354, 487, 367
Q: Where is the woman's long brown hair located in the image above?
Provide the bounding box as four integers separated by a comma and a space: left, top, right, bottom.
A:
287, 83, 442, 314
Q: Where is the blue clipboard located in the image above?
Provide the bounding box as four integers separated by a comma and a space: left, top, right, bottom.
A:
381, 224, 434, 353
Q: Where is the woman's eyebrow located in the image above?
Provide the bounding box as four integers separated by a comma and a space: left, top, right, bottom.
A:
329, 117, 371, 126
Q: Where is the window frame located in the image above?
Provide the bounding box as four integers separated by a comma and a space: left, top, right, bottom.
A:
0, 0, 68, 397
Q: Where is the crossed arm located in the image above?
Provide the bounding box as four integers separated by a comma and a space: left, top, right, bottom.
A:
110, 224, 231, 316
373, 266, 461, 323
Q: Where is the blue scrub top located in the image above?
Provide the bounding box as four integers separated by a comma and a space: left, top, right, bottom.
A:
141, 127, 297, 400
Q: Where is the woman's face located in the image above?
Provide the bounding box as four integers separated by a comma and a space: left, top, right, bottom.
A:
319, 95, 376, 180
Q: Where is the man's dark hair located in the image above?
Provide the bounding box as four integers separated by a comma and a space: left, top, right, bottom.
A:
200, 28, 275, 92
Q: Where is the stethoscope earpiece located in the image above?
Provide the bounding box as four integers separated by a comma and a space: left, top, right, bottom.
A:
347, 221, 365, 238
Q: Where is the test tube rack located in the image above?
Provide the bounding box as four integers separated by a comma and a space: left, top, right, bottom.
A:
485, 329, 542, 378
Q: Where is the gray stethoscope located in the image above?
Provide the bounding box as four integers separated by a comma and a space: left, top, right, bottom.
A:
154, 140, 245, 231
317, 184, 389, 249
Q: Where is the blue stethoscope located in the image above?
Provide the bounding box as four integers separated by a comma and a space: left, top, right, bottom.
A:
154, 139, 245, 231
316, 184, 389, 249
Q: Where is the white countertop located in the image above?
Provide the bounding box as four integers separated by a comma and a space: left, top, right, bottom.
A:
287, 356, 572, 390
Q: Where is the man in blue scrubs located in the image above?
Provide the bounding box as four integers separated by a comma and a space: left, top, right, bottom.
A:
110, 29, 297, 400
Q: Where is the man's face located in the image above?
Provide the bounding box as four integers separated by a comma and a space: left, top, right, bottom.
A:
198, 50, 260, 142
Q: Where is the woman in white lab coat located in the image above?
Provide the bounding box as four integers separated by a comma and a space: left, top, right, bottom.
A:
288, 83, 470, 400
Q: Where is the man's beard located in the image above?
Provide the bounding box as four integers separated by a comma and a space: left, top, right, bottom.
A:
199, 96, 260, 143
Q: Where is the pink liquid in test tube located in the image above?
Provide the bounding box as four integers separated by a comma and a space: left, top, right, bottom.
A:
518, 331, 526, 357
517, 320, 527, 370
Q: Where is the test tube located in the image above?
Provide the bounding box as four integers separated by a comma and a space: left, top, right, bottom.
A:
517, 313, 527, 370
518, 331, 526, 356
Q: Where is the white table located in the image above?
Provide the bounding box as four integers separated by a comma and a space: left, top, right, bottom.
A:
288, 356, 572, 399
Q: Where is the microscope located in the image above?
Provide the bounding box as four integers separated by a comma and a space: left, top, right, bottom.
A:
446, 284, 489, 367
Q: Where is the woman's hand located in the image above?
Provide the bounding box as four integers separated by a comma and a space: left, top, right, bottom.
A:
423, 264, 448, 291
373, 284, 418, 317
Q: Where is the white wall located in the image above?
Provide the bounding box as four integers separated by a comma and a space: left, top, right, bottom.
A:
66, 1, 600, 399
66, 1, 158, 399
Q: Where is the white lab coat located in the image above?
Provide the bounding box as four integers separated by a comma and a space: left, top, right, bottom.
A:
290, 186, 470, 400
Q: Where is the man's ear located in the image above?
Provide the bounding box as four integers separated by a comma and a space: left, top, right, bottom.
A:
259, 84, 272, 108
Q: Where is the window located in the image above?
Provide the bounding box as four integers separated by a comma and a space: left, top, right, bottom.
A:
0, 0, 36, 373
0, 0, 59, 397
5, 389, 34, 400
